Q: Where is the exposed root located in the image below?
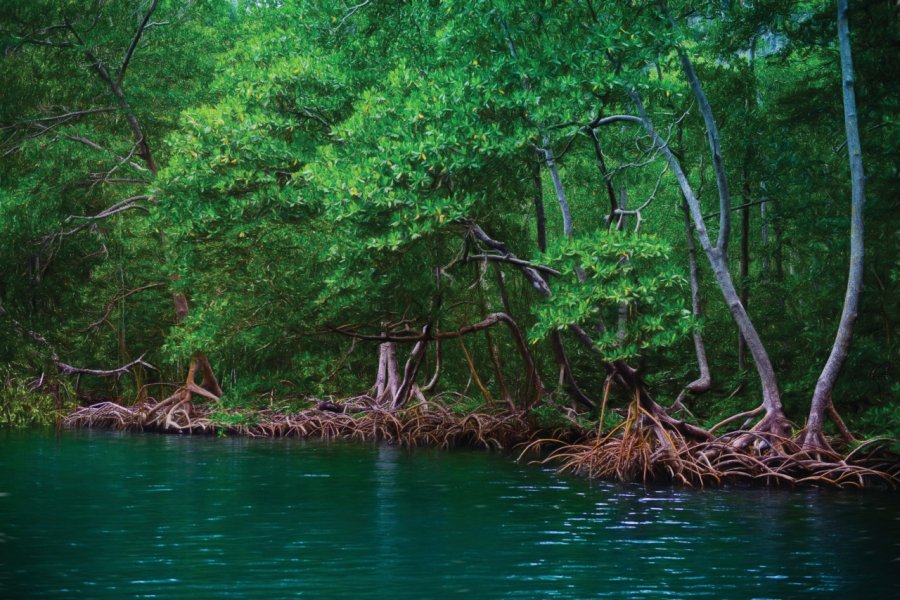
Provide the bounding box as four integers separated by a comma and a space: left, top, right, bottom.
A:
65, 398, 535, 450
64, 396, 899, 490
532, 400, 898, 489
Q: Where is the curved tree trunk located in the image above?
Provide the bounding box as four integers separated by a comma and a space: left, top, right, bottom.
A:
801, 0, 865, 450
678, 195, 712, 399
623, 91, 789, 438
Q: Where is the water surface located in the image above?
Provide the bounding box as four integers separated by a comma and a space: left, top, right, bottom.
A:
1, 430, 897, 598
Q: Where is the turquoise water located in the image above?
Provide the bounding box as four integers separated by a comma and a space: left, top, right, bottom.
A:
0, 430, 897, 599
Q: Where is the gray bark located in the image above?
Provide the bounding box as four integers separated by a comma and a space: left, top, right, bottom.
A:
622, 94, 787, 431
680, 196, 712, 395
676, 49, 731, 255
760, 198, 770, 283
540, 140, 574, 240
802, 0, 866, 449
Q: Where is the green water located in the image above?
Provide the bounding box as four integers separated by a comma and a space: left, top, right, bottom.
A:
0, 430, 897, 599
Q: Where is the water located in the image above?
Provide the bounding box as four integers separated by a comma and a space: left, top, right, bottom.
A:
0, 430, 897, 599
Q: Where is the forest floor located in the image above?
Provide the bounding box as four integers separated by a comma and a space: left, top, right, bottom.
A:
63, 394, 900, 490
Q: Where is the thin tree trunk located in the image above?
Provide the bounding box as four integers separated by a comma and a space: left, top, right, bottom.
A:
738, 38, 757, 374
588, 127, 619, 228
676, 48, 731, 256
374, 342, 388, 399
801, 0, 866, 450
760, 198, 770, 283
541, 140, 574, 240
679, 196, 712, 396
674, 124, 711, 403
420, 339, 442, 393
394, 326, 431, 409
616, 188, 628, 343
68, 11, 220, 398
738, 165, 751, 373
531, 161, 547, 253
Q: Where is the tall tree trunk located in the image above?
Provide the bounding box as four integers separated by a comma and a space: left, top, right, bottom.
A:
68, 9, 221, 399
674, 125, 711, 403
531, 161, 547, 253
623, 90, 789, 438
653, 40, 786, 435
477, 262, 511, 405
760, 198, 770, 283
738, 37, 758, 375
801, 0, 866, 450
738, 165, 751, 373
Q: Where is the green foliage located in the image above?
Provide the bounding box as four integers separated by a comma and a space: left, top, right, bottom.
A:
0, 0, 896, 440
531, 231, 692, 362
208, 407, 259, 430
0, 371, 75, 428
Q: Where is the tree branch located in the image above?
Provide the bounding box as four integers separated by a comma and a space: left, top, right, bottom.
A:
465, 253, 560, 276
117, 0, 160, 86
56, 354, 156, 377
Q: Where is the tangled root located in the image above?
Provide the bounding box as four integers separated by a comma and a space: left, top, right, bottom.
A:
64, 397, 899, 489
65, 396, 535, 450
525, 400, 899, 489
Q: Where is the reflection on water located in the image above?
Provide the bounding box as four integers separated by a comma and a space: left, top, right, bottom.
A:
0, 430, 897, 598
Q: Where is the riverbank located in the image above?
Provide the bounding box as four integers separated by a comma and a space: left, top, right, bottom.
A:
63, 397, 900, 490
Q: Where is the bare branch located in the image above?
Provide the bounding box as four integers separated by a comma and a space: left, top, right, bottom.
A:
117, 0, 161, 85
39, 195, 152, 245
702, 198, 769, 221
0, 107, 118, 130
333, 0, 374, 32
82, 282, 166, 332
465, 253, 560, 276
1, 300, 154, 377
66, 195, 152, 222
57, 354, 156, 377
465, 221, 553, 297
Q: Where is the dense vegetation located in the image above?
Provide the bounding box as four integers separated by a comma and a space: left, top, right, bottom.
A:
1, 1, 896, 475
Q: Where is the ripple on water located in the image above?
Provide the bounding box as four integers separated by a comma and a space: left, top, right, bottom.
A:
0, 430, 897, 599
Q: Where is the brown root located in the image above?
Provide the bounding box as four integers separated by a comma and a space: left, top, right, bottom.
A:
63, 394, 899, 490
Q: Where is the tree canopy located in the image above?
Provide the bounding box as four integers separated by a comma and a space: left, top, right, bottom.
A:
1, 0, 897, 448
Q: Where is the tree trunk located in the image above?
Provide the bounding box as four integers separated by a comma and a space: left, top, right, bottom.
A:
477, 263, 511, 405
679, 195, 712, 396
541, 140, 574, 240
801, 0, 866, 450
760, 198, 770, 283
738, 165, 751, 373
624, 92, 789, 437
738, 38, 757, 374
531, 161, 547, 253
71, 11, 221, 401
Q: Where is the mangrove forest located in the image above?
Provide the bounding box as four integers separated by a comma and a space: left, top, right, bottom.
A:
1, 0, 899, 489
